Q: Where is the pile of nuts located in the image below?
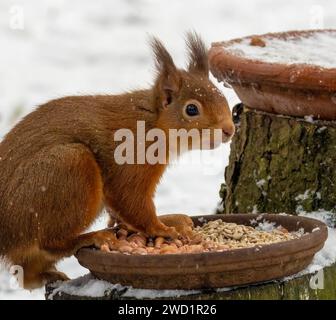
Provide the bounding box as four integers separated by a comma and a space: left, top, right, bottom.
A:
100, 219, 302, 255
194, 219, 301, 249
100, 227, 229, 255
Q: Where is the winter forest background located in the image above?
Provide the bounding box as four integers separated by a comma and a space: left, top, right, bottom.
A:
0, 0, 335, 299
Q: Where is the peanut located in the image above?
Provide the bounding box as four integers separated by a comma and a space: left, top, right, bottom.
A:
132, 248, 148, 255
160, 245, 178, 254
118, 245, 133, 253
127, 233, 147, 247
146, 247, 156, 253
187, 244, 203, 253
100, 243, 110, 252
154, 236, 165, 248
173, 239, 183, 247
100, 217, 301, 255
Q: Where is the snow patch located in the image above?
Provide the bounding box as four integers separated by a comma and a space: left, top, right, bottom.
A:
227, 31, 336, 69
295, 189, 311, 201
317, 126, 327, 133
48, 274, 200, 300
256, 179, 266, 188
255, 220, 276, 232
304, 115, 315, 123
283, 211, 336, 279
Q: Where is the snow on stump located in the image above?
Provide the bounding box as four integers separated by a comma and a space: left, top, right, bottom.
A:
45, 264, 336, 300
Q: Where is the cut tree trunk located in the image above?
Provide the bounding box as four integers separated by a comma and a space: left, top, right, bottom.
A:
45, 264, 336, 300
220, 104, 336, 220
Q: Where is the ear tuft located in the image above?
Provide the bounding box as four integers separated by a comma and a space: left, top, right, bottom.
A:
150, 37, 176, 75
185, 31, 209, 76
150, 36, 181, 108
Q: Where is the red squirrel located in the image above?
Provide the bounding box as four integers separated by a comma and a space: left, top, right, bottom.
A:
0, 33, 234, 289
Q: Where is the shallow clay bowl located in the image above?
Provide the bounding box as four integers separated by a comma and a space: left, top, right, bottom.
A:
76, 214, 327, 290
209, 29, 336, 120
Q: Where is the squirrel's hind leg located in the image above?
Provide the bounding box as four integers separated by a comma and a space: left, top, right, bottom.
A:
5, 143, 118, 288
7, 245, 69, 290
11, 229, 120, 289
23, 265, 70, 290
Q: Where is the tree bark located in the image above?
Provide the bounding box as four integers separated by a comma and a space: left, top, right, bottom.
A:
46, 264, 336, 300
220, 104, 336, 219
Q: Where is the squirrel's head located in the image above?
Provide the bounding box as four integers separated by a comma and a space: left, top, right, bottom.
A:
151, 32, 234, 151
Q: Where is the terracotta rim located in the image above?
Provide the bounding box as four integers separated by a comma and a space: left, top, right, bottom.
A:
75, 214, 327, 289
78, 214, 327, 267
209, 29, 336, 91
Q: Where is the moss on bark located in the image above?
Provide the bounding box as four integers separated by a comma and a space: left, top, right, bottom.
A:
221, 105, 336, 217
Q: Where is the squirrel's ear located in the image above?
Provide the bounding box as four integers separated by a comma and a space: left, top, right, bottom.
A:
150, 37, 181, 108
186, 31, 209, 77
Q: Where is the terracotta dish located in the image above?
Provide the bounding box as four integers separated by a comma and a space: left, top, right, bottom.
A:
76, 214, 327, 290
209, 30, 336, 120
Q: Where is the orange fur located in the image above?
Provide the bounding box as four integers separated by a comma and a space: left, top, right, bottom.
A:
0, 32, 234, 288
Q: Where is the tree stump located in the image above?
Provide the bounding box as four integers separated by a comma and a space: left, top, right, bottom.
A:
220, 103, 336, 220
46, 264, 336, 300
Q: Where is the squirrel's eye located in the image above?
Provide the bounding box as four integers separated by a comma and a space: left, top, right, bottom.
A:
185, 104, 199, 116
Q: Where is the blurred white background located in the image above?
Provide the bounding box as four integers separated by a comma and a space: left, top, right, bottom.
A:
0, 0, 335, 299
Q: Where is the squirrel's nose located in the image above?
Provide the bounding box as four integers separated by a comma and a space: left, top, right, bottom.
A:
222, 122, 235, 137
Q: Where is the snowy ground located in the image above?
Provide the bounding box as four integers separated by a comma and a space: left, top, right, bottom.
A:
0, 0, 335, 299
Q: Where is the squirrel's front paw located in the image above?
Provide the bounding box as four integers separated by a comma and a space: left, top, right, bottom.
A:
146, 222, 179, 239
159, 214, 195, 238
77, 230, 118, 252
